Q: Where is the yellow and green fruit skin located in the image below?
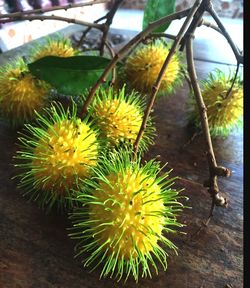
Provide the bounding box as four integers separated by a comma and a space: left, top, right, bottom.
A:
191, 69, 243, 137
90, 86, 155, 153
32, 118, 98, 196
122, 41, 182, 95
93, 98, 143, 145
0, 58, 49, 126
31, 38, 79, 61
69, 151, 185, 282
90, 168, 165, 259
14, 102, 99, 211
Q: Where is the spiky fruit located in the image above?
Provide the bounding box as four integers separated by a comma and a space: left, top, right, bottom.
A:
14, 101, 100, 211
122, 40, 183, 95
30, 37, 80, 61
69, 150, 185, 282
190, 69, 243, 137
90, 86, 155, 152
0, 58, 50, 126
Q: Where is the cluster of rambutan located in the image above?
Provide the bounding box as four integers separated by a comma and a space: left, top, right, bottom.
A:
13, 82, 184, 281
0, 36, 242, 282
12, 82, 186, 281
0, 37, 185, 282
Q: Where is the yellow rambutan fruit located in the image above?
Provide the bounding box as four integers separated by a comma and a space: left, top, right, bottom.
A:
90, 85, 155, 152
69, 150, 186, 282
190, 69, 243, 137
122, 40, 183, 95
0, 58, 50, 126
30, 36, 80, 61
14, 101, 100, 211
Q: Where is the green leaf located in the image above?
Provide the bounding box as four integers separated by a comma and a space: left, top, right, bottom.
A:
28, 55, 111, 95
142, 0, 176, 33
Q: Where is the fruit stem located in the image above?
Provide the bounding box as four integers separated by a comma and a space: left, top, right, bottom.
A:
186, 33, 229, 211
133, 0, 203, 155
225, 62, 240, 99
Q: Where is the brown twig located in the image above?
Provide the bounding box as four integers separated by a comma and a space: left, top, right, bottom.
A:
199, 19, 222, 33
180, 65, 192, 92
133, 0, 203, 154
76, 0, 123, 55
0, 14, 105, 28
76, 16, 105, 48
206, 2, 243, 64
225, 61, 240, 99
175, 0, 230, 215
186, 34, 229, 209
104, 40, 115, 58
99, 0, 124, 56
179, 0, 208, 51
104, 40, 116, 84
0, 0, 107, 19
79, 7, 192, 118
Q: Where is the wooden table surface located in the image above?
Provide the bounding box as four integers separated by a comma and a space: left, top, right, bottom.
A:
0, 25, 243, 288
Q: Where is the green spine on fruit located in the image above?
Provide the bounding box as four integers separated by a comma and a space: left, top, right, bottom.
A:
89, 85, 155, 153
30, 36, 80, 61
190, 68, 243, 137
69, 149, 186, 282
0, 57, 50, 126
14, 100, 100, 211
121, 40, 183, 95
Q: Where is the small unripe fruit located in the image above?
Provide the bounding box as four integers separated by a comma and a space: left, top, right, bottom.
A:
69, 150, 185, 282
122, 41, 183, 95
0, 58, 50, 126
30, 37, 80, 61
14, 101, 100, 211
190, 69, 243, 137
90, 86, 155, 152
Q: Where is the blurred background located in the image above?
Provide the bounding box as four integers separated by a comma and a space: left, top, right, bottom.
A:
112, 0, 243, 18
0, 0, 243, 52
